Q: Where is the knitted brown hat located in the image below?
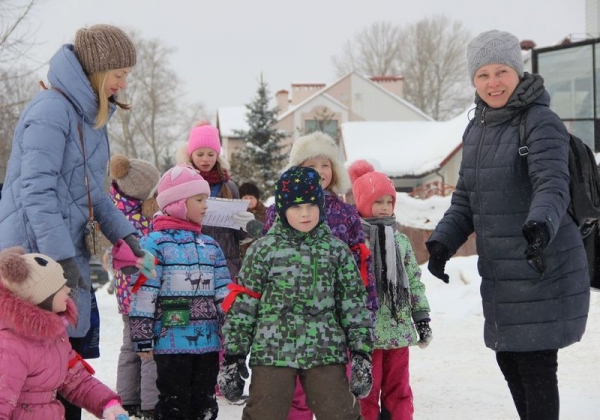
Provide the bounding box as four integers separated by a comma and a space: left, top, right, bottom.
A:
0, 247, 66, 305
74, 24, 137, 75
110, 154, 160, 201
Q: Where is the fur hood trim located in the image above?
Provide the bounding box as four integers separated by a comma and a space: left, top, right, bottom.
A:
285, 131, 351, 194
175, 143, 230, 171
0, 287, 77, 341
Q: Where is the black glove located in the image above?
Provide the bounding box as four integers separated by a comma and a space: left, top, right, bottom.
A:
121, 234, 144, 275
217, 354, 249, 402
58, 258, 80, 305
426, 241, 450, 283
522, 221, 550, 273
416, 320, 433, 349
349, 352, 373, 399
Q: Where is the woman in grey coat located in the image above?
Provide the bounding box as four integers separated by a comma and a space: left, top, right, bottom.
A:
426, 30, 590, 420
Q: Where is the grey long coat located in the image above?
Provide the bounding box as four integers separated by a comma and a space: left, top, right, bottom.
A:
429, 73, 590, 352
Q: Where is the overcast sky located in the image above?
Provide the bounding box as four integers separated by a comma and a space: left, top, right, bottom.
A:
22, 0, 587, 116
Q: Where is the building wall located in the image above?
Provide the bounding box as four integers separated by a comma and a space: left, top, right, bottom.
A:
587, 0, 600, 35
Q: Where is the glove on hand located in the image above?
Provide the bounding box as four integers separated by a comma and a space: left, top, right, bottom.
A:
522, 221, 550, 273
426, 241, 450, 283
416, 320, 433, 349
232, 211, 255, 231
102, 401, 129, 420
217, 354, 249, 402
349, 352, 373, 399
58, 258, 80, 305
121, 234, 144, 275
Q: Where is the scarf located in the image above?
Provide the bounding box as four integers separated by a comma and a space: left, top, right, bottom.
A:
199, 167, 230, 186
152, 215, 202, 233
362, 216, 409, 320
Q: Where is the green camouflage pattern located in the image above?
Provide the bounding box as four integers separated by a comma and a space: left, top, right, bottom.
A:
223, 219, 373, 369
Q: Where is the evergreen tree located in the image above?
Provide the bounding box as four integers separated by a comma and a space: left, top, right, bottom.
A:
231, 75, 288, 196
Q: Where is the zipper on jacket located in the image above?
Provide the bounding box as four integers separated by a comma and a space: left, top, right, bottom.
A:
477, 106, 500, 350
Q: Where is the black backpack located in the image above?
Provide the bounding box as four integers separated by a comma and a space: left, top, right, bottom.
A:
519, 109, 600, 289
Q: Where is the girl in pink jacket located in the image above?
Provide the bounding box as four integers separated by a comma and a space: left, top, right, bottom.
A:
0, 247, 129, 420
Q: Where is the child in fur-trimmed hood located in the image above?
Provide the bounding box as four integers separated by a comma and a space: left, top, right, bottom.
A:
0, 247, 129, 420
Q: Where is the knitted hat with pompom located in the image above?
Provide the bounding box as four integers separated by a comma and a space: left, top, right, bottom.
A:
156, 165, 210, 220
110, 154, 160, 201
348, 159, 396, 218
0, 247, 66, 306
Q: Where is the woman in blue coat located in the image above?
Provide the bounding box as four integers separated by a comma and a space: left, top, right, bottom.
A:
0, 24, 142, 419
427, 30, 590, 420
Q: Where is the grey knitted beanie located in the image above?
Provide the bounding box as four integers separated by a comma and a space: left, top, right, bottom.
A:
467, 30, 524, 83
74, 24, 136, 75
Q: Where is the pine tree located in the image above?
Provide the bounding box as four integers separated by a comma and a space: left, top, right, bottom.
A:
231, 75, 288, 197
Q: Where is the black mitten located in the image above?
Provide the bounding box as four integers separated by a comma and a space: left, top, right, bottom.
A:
349, 352, 373, 399
522, 221, 550, 273
121, 234, 144, 275
217, 354, 249, 402
416, 320, 433, 349
58, 258, 80, 305
426, 241, 450, 283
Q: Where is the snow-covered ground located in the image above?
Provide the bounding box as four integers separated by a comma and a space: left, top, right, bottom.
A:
83, 255, 600, 419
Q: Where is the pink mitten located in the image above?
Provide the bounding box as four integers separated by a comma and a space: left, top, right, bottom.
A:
111, 239, 138, 271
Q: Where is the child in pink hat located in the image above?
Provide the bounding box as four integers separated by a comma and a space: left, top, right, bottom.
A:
128, 164, 232, 420
348, 159, 432, 420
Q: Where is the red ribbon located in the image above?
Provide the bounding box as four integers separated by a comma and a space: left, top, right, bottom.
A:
351, 243, 371, 288
68, 352, 95, 375
222, 283, 262, 312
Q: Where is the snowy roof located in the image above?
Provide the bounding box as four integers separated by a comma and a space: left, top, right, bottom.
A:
342, 108, 471, 177
217, 106, 248, 137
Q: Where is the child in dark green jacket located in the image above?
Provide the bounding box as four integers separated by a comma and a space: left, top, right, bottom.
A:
218, 166, 374, 419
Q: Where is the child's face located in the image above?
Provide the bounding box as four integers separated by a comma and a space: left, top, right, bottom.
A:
285, 203, 320, 232
302, 157, 332, 190
191, 147, 218, 172
185, 193, 209, 224
242, 195, 258, 210
371, 195, 395, 217
103, 67, 133, 99
52, 285, 70, 313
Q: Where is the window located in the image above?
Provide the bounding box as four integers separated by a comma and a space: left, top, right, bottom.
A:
305, 119, 339, 141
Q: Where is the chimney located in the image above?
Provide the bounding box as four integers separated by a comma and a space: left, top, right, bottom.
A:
276, 89, 289, 114
370, 76, 404, 98
290, 82, 326, 105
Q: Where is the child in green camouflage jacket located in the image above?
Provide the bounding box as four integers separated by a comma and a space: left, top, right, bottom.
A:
218, 166, 374, 419
349, 160, 432, 420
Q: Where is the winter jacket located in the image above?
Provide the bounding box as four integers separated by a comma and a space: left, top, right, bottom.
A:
0, 44, 136, 337
129, 219, 232, 354
202, 179, 243, 281
369, 232, 430, 349
264, 192, 379, 312
110, 182, 152, 314
223, 219, 374, 369
0, 289, 120, 419
428, 73, 590, 352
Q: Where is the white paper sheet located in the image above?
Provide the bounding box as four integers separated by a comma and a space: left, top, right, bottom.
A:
203, 197, 250, 228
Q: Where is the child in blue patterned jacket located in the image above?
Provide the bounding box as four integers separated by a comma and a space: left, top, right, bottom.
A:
128, 165, 232, 420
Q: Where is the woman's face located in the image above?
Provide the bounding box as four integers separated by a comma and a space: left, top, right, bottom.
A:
473, 64, 520, 109
104, 67, 133, 99
302, 157, 332, 190
242, 195, 258, 210
191, 148, 218, 172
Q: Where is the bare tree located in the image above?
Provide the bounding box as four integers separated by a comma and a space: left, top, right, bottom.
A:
331, 16, 472, 121
108, 31, 206, 171
332, 21, 403, 77
398, 15, 472, 121
0, 0, 42, 181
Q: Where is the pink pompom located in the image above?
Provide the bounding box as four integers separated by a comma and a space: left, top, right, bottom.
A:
348, 159, 375, 183
0, 247, 29, 284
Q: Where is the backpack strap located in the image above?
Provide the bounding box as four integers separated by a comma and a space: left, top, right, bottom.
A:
518, 109, 530, 157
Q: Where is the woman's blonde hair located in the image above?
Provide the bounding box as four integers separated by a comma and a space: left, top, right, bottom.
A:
88, 71, 132, 129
